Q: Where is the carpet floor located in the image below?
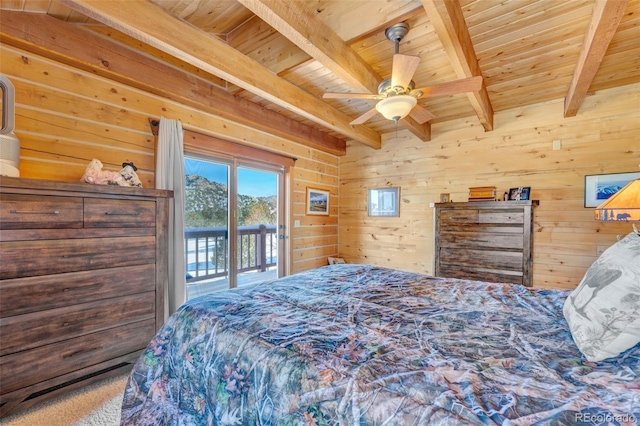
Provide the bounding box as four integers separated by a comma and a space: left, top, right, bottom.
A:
0, 373, 128, 426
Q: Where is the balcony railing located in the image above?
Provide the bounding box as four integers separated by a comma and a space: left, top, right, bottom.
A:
185, 225, 277, 283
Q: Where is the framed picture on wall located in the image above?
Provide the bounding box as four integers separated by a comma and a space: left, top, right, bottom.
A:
306, 187, 329, 215
584, 172, 640, 208
368, 187, 400, 216
508, 187, 530, 201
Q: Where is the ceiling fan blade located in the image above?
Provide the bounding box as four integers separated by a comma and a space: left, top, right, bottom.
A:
391, 54, 421, 89
350, 107, 379, 125
323, 93, 380, 100
409, 105, 436, 124
413, 76, 483, 98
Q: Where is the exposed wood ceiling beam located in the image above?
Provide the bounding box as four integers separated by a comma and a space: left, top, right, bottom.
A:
60, 0, 381, 150
421, 0, 494, 132
238, 0, 380, 94
86, 24, 229, 90
226, 15, 311, 76
239, 0, 432, 142
564, 0, 629, 117
318, 1, 424, 43
0, 10, 346, 156
398, 116, 431, 141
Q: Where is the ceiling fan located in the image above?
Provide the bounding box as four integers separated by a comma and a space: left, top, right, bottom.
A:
323, 22, 483, 126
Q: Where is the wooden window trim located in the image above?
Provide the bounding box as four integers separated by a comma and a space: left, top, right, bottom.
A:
149, 118, 295, 169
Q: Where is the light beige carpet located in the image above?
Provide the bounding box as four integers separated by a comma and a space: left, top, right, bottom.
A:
0, 374, 128, 426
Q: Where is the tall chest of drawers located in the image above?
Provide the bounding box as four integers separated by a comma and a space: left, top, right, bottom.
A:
434, 200, 538, 287
0, 176, 172, 417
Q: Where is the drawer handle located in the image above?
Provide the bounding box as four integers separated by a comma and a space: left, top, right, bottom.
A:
63, 346, 99, 359
105, 212, 141, 216
63, 283, 103, 292
62, 253, 98, 258
9, 209, 60, 215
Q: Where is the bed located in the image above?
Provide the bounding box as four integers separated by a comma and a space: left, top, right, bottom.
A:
120, 234, 640, 425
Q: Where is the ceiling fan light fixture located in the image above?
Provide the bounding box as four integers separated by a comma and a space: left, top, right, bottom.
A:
375, 95, 417, 122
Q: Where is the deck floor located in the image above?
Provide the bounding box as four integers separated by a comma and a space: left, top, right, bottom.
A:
186, 268, 278, 300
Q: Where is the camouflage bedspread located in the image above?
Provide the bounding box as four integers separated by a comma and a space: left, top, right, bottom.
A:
120, 264, 640, 425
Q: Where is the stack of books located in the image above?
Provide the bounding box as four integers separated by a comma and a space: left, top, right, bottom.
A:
468, 186, 496, 202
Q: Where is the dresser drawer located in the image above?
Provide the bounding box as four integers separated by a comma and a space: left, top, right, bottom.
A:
439, 248, 523, 274
0, 236, 156, 279
0, 292, 155, 356
0, 319, 156, 395
438, 265, 524, 285
0, 194, 83, 229
0, 264, 155, 317
438, 231, 524, 250
439, 209, 524, 227
84, 198, 156, 228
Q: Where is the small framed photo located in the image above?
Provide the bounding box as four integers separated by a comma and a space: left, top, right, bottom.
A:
306, 187, 329, 215
584, 172, 640, 208
440, 193, 450, 203
508, 187, 530, 201
368, 187, 400, 217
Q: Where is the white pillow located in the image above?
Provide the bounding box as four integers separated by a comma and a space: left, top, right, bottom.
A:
563, 231, 640, 362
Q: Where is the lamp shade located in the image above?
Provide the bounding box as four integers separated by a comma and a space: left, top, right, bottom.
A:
375, 95, 417, 122
594, 178, 640, 221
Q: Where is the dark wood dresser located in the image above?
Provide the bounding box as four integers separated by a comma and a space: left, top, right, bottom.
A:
434, 200, 538, 287
0, 176, 172, 417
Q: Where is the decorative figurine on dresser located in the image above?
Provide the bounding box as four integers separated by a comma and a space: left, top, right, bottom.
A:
0, 176, 172, 417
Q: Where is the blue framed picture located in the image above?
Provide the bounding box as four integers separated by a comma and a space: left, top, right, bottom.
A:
584, 172, 640, 208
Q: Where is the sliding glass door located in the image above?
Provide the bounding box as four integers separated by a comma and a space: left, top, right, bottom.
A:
184, 156, 283, 299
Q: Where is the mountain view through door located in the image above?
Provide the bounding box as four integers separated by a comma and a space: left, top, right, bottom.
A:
184, 157, 280, 299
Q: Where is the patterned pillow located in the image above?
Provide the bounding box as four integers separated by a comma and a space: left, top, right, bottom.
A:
563, 231, 640, 362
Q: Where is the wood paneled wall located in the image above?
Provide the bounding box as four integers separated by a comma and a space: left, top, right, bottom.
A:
0, 44, 339, 274
339, 83, 640, 290
2, 41, 638, 285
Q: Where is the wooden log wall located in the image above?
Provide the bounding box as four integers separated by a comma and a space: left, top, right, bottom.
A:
1, 39, 638, 287
0, 44, 339, 274
339, 83, 640, 290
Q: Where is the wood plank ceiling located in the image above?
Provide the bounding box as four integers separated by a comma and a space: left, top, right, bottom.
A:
1, 0, 638, 156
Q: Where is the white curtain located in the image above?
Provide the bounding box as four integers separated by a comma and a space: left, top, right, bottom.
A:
156, 116, 186, 316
